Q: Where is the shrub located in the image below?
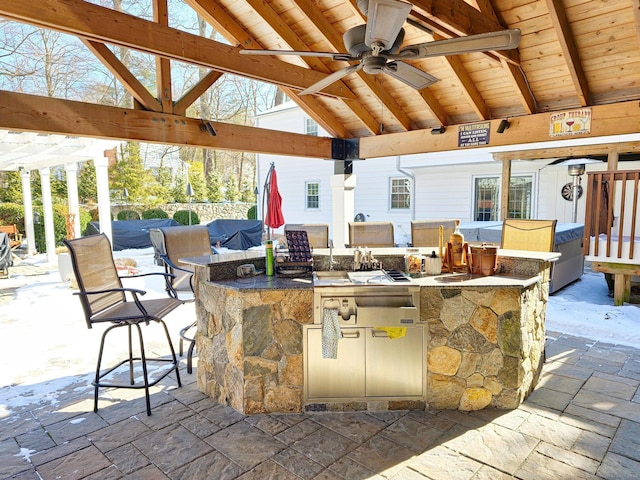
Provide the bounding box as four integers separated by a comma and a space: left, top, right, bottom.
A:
173, 209, 200, 225
247, 205, 257, 220
0, 203, 25, 233
142, 208, 168, 219
117, 209, 140, 220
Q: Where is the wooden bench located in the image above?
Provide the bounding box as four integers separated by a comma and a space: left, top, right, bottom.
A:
0, 225, 23, 249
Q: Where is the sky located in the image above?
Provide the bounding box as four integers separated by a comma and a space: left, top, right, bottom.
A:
0, 247, 638, 416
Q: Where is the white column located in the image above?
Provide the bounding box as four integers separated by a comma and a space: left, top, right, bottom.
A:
20, 169, 37, 255
64, 162, 81, 239
39, 167, 57, 262
330, 173, 356, 248
94, 155, 112, 244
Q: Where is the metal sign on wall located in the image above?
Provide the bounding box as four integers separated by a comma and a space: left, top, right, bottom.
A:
458, 122, 490, 147
549, 108, 592, 137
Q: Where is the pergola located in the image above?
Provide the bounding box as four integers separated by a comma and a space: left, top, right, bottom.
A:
0, 130, 119, 258
1, 0, 640, 252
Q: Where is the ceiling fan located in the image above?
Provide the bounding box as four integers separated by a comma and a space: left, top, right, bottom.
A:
239, 0, 521, 95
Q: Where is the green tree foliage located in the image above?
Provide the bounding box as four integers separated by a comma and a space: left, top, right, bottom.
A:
188, 164, 207, 202
224, 177, 240, 202
207, 171, 224, 202
239, 179, 255, 203
247, 205, 257, 220
171, 176, 188, 203
0, 172, 23, 203
110, 142, 157, 203
77, 161, 97, 203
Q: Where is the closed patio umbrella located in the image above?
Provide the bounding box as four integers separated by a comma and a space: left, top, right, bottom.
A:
263, 163, 284, 239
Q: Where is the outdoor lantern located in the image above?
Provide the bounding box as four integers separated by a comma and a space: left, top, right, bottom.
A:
34, 211, 41, 225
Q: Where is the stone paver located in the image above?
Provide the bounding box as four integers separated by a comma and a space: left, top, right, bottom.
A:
3, 326, 640, 479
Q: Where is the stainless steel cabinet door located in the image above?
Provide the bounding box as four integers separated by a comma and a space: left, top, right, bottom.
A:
306, 327, 365, 399
365, 327, 424, 397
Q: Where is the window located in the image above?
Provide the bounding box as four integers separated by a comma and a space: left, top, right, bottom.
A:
390, 178, 411, 209
305, 118, 318, 136
306, 181, 319, 209
473, 175, 533, 221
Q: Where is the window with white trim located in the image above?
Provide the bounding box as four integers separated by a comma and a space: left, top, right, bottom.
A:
390, 177, 411, 209
473, 175, 533, 221
305, 118, 318, 136
306, 181, 320, 209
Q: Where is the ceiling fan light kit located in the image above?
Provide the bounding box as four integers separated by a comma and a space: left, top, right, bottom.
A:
240, 0, 521, 96
497, 119, 510, 133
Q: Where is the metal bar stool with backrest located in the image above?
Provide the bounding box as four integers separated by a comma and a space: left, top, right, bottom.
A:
501, 219, 557, 252
150, 225, 214, 374
348, 222, 395, 248
64, 233, 185, 416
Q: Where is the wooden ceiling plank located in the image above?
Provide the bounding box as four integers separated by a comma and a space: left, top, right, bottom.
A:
173, 70, 223, 116
184, 0, 354, 137
634, 0, 640, 45
417, 88, 451, 126
186, 0, 252, 48
81, 40, 162, 113
0, 0, 354, 100
544, 0, 591, 106
0, 89, 334, 158
501, 59, 538, 114
410, 0, 520, 65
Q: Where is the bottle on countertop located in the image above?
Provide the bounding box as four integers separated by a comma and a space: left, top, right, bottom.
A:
265, 240, 274, 276
449, 219, 464, 267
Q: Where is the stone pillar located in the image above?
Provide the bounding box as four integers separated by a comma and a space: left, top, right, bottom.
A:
39, 167, 56, 262
330, 173, 356, 247
94, 155, 112, 244
20, 169, 36, 255
64, 162, 80, 239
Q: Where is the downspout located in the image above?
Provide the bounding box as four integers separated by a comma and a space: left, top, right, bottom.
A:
396, 156, 415, 221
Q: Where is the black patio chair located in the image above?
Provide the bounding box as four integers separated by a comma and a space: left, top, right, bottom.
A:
64, 233, 184, 416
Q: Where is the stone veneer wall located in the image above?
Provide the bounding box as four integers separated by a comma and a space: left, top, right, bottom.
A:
424, 279, 548, 411
195, 271, 313, 414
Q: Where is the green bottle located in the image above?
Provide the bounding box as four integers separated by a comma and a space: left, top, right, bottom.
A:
265, 240, 274, 276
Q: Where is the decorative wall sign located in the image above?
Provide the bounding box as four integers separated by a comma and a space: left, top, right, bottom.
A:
549, 109, 592, 137
458, 122, 490, 147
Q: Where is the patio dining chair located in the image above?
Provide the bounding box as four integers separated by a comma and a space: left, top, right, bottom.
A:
348, 221, 395, 248
150, 225, 214, 373
411, 219, 458, 247
501, 219, 557, 252
64, 233, 184, 416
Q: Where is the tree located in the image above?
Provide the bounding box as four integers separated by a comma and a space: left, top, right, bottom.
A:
207, 171, 224, 202
110, 142, 157, 203
239, 180, 255, 203
0, 171, 22, 203
224, 177, 240, 202
77, 161, 97, 203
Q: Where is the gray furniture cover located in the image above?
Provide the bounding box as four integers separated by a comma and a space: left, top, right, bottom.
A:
86, 219, 180, 250
205, 219, 263, 250
0, 232, 13, 272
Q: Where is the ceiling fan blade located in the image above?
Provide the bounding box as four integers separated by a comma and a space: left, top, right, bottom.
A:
382, 61, 439, 90
300, 64, 363, 95
240, 49, 356, 61
396, 28, 521, 59
365, 0, 412, 51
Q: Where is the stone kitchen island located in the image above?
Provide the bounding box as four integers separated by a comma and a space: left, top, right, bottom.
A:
182, 248, 559, 414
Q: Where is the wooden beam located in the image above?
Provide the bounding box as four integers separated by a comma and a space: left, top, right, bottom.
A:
173, 70, 223, 116
0, 90, 334, 158
153, 0, 173, 113
500, 160, 511, 220
544, 0, 590, 106
492, 141, 640, 161
0, 0, 355, 100
417, 88, 451, 126
634, 0, 640, 47
81, 40, 162, 112
501, 60, 538, 115
359, 101, 640, 158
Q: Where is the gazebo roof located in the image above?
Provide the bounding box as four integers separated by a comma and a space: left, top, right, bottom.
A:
0, 130, 120, 172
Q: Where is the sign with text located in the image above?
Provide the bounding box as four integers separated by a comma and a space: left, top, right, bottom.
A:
458, 122, 490, 147
549, 108, 592, 137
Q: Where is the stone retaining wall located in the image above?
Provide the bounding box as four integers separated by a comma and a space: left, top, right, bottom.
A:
111, 202, 256, 223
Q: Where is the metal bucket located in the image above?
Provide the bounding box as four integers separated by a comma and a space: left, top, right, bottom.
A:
469, 244, 498, 276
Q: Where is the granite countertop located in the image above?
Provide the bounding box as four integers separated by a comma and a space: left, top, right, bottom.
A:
204, 273, 314, 291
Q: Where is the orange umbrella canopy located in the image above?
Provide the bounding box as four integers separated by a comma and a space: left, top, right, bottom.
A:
264, 164, 284, 230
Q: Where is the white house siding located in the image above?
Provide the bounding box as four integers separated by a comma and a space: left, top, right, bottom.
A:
256, 102, 640, 245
